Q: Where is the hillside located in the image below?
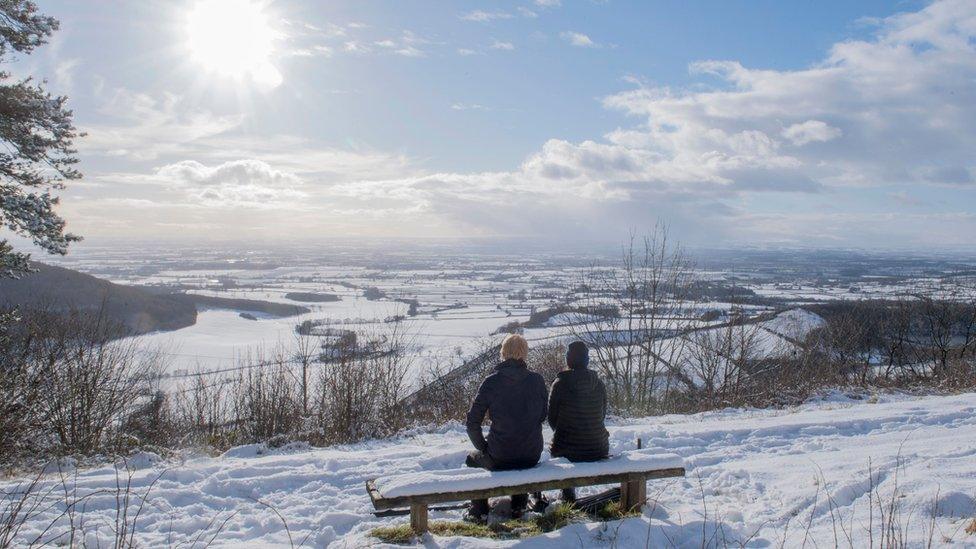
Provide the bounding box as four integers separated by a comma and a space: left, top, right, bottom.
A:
0, 263, 309, 336
3, 391, 975, 546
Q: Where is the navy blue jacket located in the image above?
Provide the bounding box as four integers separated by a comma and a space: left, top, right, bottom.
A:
466, 359, 548, 467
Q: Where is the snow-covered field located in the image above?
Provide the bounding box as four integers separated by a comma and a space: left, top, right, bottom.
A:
6, 391, 976, 547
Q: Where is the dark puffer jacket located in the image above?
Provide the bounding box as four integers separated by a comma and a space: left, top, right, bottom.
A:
466, 359, 548, 468
548, 367, 609, 462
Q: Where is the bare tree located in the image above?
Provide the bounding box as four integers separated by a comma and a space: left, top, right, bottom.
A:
293, 331, 318, 417
571, 225, 696, 415
878, 299, 918, 380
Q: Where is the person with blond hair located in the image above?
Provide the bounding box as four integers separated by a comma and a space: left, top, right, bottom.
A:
464, 333, 548, 522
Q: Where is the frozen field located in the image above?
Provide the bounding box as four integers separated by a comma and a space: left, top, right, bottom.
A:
45, 247, 974, 384
5, 391, 976, 547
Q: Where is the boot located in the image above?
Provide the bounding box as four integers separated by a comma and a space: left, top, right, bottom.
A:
465, 498, 489, 524
510, 493, 528, 518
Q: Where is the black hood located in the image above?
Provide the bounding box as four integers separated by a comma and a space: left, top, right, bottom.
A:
566, 341, 589, 369
495, 358, 530, 382
466, 357, 548, 467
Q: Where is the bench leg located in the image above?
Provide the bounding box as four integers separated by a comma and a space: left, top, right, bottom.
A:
410, 502, 428, 535
620, 476, 647, 512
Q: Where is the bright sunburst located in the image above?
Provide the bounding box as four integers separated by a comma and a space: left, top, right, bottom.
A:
186, 0, 282, 87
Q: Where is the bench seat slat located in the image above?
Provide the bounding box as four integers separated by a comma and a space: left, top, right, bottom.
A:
371, 450, 683, 498
367, 466, 685, 510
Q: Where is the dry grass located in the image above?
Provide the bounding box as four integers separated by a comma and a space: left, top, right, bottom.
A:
371, 521, 509, 543
370, 502, 610, 543
533, 502, 585, 532
965, 518, 976, 536
594, 500, 640, 521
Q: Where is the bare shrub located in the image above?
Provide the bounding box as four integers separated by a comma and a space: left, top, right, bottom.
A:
0, 305, 163, 460
405, 339, 498, 424
677, 313, 764, 409
229, 348, 304, 444
528, 341, 567, 386
35, 313, 163, 455
121, 388, 177, 449
313, 325, 412, 445
0, 310, 45, 461
173, 374, 234, 449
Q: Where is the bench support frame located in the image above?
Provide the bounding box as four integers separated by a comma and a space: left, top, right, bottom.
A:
620, 476, 648, 512
367, 466, 685, 535
409, 502, 428, 534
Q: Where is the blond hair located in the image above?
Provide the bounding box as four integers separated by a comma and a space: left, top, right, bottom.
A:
500, 334, 529, 361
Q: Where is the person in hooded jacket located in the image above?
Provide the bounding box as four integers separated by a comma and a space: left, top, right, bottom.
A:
546, 340, 609, 503
464, 333, 548, 522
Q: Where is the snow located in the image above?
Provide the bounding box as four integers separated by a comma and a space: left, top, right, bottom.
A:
760, 307, 825, 340
373, 449, 685, 498
4, 392, 976, 547
541, 312, 602, 327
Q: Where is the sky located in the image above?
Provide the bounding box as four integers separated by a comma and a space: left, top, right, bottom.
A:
8, 0, 976, 252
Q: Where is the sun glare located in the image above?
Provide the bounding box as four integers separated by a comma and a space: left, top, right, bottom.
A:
186, 0, 282, 87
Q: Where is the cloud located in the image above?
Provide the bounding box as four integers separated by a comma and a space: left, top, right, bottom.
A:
781, 120, 843, 146
535, 0, 562, 6
156, 159, 306, 208
490, 40, 515, 51
517, 7, 538, 18
601, 0, 976, 195
451, 103, 489, 111
64, 0, 976, 249
460, 10, 513, 22
54, 59, 81, 90
283, 20, 430, 59
560, 31, 598, 47
80, 89, 243, 161
286, 45, 333, 57
308, 0, 976, 247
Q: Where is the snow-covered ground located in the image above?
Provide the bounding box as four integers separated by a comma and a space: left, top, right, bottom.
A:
5, 391, 976, 547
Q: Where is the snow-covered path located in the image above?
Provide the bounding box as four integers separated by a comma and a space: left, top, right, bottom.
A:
5, 392, 976, 547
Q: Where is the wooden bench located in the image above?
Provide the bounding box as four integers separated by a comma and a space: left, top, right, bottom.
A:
366, 448, 685, 534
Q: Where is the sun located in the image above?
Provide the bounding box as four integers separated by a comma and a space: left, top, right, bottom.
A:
186, 0, 282, 87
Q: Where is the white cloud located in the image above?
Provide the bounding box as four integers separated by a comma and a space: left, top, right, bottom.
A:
451, 103, 489, 111
310, 0, 976, 246
65, 0, 976, 248
80, 89, 243, 161
517, 7, 538, 18
560, 31, 597, 48
601, 0, 976, 193
285, 21, 430, 59
490, 40, 515, 51
782, 120, 843, 146
54, 59, 80, 90
460, 10, 513, 22
156, 159, 306, 208
286, 45, 333, 57
535, 0, 562, 6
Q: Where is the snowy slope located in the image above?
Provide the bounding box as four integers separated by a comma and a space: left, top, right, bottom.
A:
4, 392, 976, 547
760, 307, 826, 341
